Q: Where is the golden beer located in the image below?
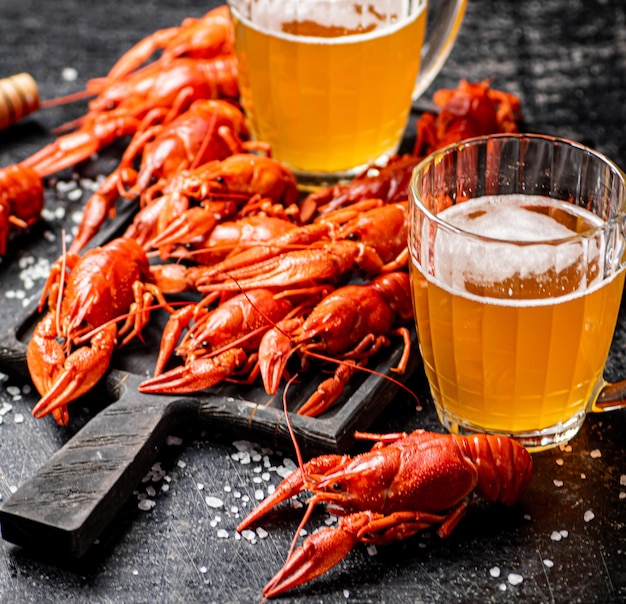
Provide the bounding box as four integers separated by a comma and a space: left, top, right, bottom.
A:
410, 195, 626, 436
230, 0, 427, 175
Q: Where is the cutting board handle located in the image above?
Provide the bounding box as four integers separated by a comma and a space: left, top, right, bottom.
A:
0, 373, 196, 558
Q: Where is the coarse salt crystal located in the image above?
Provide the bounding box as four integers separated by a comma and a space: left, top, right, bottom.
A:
205, 496, 224, 508
13, 414, 24, 424
177, 459, 187, 468
197, 483, 205, 491
138, 499, 156, 511
553, 479, 564, 487
200, 566, 208, 574
620, 475, 626, 487
489, 567, 501, 578
256, 527, 268, 539
62, 67, 78, 81
216, 529, 228, 539
508, 573, 523, 586
366, 544, 377, 556
550, 531, 563, 541
584, 510, 595, 522
556, 458, 564, 466
590, 449, 602, 459
9, 485, 17, 494
619, 492, 625, 500
254, 489, 264, 501
241, 529, 256, 543
543, 559, 554, 568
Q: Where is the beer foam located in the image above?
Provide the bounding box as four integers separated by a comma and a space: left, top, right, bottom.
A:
240, 0, 423, 39
432, 195, 601, 292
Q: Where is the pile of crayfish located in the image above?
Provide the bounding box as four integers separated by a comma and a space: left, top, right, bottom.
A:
1, 6, 523, 427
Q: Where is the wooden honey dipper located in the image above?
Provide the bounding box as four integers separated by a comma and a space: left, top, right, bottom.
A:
0, 73, 40, 130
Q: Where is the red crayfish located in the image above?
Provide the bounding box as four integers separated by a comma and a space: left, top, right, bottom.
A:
26, 237, 172, 425
238, 429, 533, 598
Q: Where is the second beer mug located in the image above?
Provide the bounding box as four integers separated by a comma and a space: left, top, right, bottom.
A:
408, 134, 626, 451
227, 0, 467, 185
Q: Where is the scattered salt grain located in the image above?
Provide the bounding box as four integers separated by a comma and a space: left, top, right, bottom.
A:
0, 402, 13, 415
224, 485, 232, 493
205, 496, 223, 509
550, 531, 563, 541
366, 544, 377, 556
216, 529, 228, 539
498, 583, 507, 592
619, 492, 625, 500
489, 567, 501, 578
138, 499, 156, 511
241, 529, 256, 543
508, 573, 523, 586
254, 489, 264, 501
167, 435, 183, 446
9, 485, 17, 494
584, 510, 595, 522
620, 475, 626, 487
553, 479, 564, 488
543, 559, 554, 568
256, 527, 268, 539
200, 566, 208, 574
132, 569, 139, 576
197, 483, 205, 491
62, 67, 78, 82
556, 458, 564, 466
13, 414, 24, 424
71, 210, 84, 224
590, 449, 602, 459
177, 460, 187, 468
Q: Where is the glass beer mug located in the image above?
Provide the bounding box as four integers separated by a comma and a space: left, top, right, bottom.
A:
226, 0, 467, 185
408, 134, 626, 451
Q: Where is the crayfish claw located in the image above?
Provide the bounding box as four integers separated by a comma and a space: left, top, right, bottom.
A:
263, 512, 375, 598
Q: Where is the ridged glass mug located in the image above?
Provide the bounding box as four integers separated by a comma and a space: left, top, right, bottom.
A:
227, 0, 467, 186
408, 134, 626, 451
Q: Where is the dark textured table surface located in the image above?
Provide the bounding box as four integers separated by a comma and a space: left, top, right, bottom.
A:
0, 1, 626, 602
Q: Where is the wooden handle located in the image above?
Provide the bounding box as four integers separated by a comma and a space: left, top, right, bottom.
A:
0, 374, 197, 558
0, 73, 40, 130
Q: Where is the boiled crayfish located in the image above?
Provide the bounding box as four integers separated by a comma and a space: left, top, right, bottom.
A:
238, 430, 533, 598
26, 237, 172, 425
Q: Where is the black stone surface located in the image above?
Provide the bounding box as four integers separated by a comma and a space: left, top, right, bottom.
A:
0, 1, 625, 602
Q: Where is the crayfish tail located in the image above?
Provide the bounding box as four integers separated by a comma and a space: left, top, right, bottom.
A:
457, 434, 534, 505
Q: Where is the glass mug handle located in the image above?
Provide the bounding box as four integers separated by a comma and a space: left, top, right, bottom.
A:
594, 379, 626, 411
413, 0, 468, 101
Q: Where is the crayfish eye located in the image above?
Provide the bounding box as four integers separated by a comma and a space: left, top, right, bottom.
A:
346, 232, 360, 241
331, 481, 343, 492
216, 176, 225, 184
